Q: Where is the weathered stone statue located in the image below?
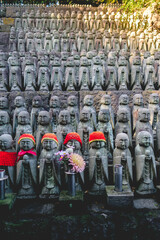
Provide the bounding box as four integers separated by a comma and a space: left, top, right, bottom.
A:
13, 96, 26, 138
118, 94, 131, 126
115, 108, 132, 148
17, 31, 25, 53
0, 110, 12, 136
135, 131, 157, 195
95, 33, 103, 51
69, 32, 77, 52
15, 12, 22, 30
49, 96, 60, 134
9, 57, 22, 91
144, 57, 156, 90
82, 95, 96, 130
50, 57, 63, 91
70, 11, 77, 30
77, 31, 86, 52
89, 132, 108, 195
65, 57, 76, 91
79, 56, 90, 90
106, 56, 117, 90
35, 11, 42, 30
139, 33, 147, 51
112, 32, 120, 52
35, 32, 43, 52
131, 56, 142, 90
50, 12, 57, 30
120, 33, 128, 51
0, 59, 8, 91
0, 96, 9, 115
0, 134, 16, 193
15, 111, 32, 152
22, 12, 28, 30
132, 94, 144, 132
113, 133, 133, 191
61, 31, 69, 52
156, 110, 160, 160
39, 133, 60, 198
103, 31, 111, 52
118, 56, 128, 90
97, 109, 114, 162
26, 32, 35, 52
148, 93, 159, 131
67, 95, 79, 132
36, 111, 52, 156
9, 32, 17, 52
52, 32, 61, 52
44, 33, 53, 53
28, 10, 35, 29
77, 109, 94, 158
31, 96, 43, 134
87, 32, 94, 51
91, 56, 104, 90
56, 110, 73, 150
24, 57, 36, 91
16, 134, 37, 199
38, 58, 50, 91
100, 94, 115, 129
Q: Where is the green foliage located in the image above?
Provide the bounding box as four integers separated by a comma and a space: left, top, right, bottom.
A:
121, 0, 160, 13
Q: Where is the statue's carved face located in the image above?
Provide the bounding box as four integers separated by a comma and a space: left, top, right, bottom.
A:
108, 57, 115, 66
20, 139, 34, 151
139, 110, 150, 122
0, 112, 8, 125
66, 140, 81, 151
53, 58, 61, 66
116, 135, 129, 150
98, 110, 110, 122
32, 96, 42, 108
0, 136, 12, 150
42, 139, 57, 151
0, 97, 8, 109
118, 110, 129, 122
119, 95, 129, 105
50, 96, 59, 108
15, 96, 24, 107
101, 95, 111, 105
139, 134, 151, 147
68, 96, 77, 106
90, 141, 105, 149
80, 57, 88, 66
134, 95, 143, 106
38, 112, 50, 125
80, 110, 90, 122
18, 112, 29, 125
150, 94, 159, 104
84, 95, 93, 106
59, 111, 70, 125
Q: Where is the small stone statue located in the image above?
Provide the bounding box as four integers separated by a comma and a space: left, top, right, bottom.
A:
91, 56, 104, 90
52, 32, 61, 52
24, 57, 36, 91
79, 57, 90, 90
115, 108, 132, 148
44, 33, 53, 53
16, 134, 37, 199
31, 96, 43, 134
38, 58, 50, 91
65, 57, 76, 91
36, 111, 52, 157
144, 57, 155, 90
156, 110, 160, 160
89, 132, 108, 195
77, 31, 86, 52
0, 134, 16, 193
132, 94, 144, 132
39, 133, 60, 198
67, 95, 79, 132
106, 56, 117, 90
0, 96, 10, 115
9, 32, 17, 52
113, 133, 133, 191
118, 94, 131, 127
148, 93, 159, 131
100, 94, 115, 129
9, 57, 22, 91
0, 59, 8, 92
15, 111, 32, 152
131, 56, 142, 90
135, 131, 157, 195
51, 57, 63, 91
26, 32, 35, 52
49, 96, 60, 134
118, 56, 128, 90
0, 111, 12, 136
82, 95, 97, 130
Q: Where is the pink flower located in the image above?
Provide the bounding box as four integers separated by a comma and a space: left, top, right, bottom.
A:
68, 153, 86, 173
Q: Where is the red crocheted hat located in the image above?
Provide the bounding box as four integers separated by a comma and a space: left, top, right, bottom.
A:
41, 133, 58, 145
63, 132, 82, 146
89, 131, 106, 144
18, 134, 36, 145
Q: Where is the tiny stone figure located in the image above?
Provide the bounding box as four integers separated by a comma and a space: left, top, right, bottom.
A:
118, 94, 131, 126
63, 132, 84, 191
69, 32, 77, 52
24, 57, 36, 91
36, 111, 52, 157
26, 32, 35, 52
135, 131, 157, 195
131, 56, 142, 90
103, 31, 111, 52
82, 95, 97, 130
0, 96, 10, 115
77, 109, 94, 157
89, 132, 108, 195
17, 31, 25, 52
22, 12, 28, 30
49, 96, 60, 134
95, 33, 103, 51
38, 58, 50, 91
0, 134, 16, 193
0, 59, 8, 91
9, 32, 17, 52
16, 134, 37, 199
56, 110, 73, 150
44, 33, 53, 53
61, 31, 69, 52
100, 94, 115, 129
156, 110, 160, 160
79, 57, 90, 90
52, 32, 61, 52
31, 96, 43, 134
118, 56, 128, 90
144, 57, 156, 90
106, 56, 117, 90
91, 56, 105, 90
87, 32, 94, 51
35, 32, 43, 52
148, 93, 159, 131
39, 133, 60, 198
97, 109, 114, 162
15, 111, 32, 152
13, 96, 26, 138
15, 12, 22, 30
9, 57, 22, 91
50, 57, 63, 91
112, 32, 120, 52
65, 57, 76, 91
67, 95, 79, 132
120, 33, 128, 51
0, 111, 12, 136
113, 133, 133, 191
132, 94, 144, 132
77, 31, 86, 52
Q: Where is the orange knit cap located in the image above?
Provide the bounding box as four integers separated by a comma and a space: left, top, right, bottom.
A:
63, 132, 82, 146
89, 131, 106, 144
41, 133, 58, 145
18, 134, 36, 145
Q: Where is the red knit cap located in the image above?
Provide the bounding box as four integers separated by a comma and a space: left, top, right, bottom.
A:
18, 134, 36, 145
89, 131, 106, 144
63, 132, 82, 146
41, 133, 58, 145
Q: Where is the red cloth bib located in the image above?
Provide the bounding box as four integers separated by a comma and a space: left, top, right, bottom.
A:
0, 152, 17, 166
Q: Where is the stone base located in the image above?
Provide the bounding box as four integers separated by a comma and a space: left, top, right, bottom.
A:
133, 198, 160, 209
106, 185, 134, 208
0, 193, 16, 214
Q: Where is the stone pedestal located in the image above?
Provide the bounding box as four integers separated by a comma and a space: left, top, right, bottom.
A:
106, 185, 134, 208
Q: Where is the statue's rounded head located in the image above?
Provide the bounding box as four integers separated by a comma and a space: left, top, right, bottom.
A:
149, 93, 159, 105
38, 111, 50, 125
89, 131, 106, 149
100, 94, 111, 105
80, 109, 90, 122
117, 108, 129, 122
64, 132, 82, 150
41, 133, 58, 151
50, 96, 60, 108
32, 96, 42, 108
18, 134, 35, 151
58, 110, 70, 125
0, 97, 9, 109
0, 134, 13, 151
14, 96, 25, 107
137, 131, 152, 147
115, 133, 129, 150
67, 95, 77, 107
18, 111, 30, 125
138, 108, 150, 122
98, 109, 110, 122
119, 94, 129, 105
133, 94, 143, 106
0, 111, 9, 125
84, 95, 93, 106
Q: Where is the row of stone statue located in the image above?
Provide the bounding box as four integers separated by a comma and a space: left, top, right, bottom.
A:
14, 9, 151, 32
0, 130, 157, 198
1, 49, 160, 91
0, 93, 160, 159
